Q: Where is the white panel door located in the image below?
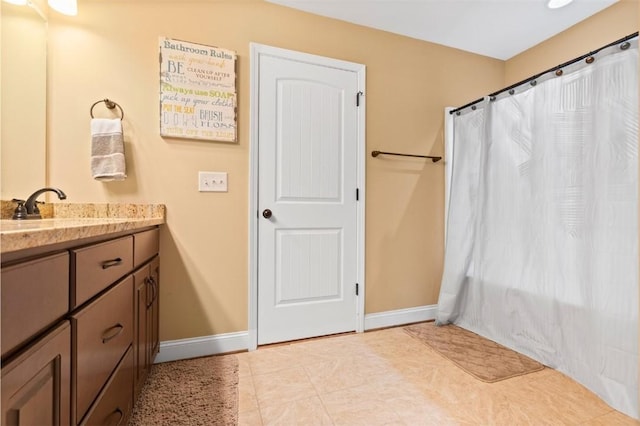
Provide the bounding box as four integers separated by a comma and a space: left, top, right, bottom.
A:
257, 52, 360, 345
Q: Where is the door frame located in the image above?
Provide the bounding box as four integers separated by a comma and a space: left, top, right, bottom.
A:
248, 43, 366, 351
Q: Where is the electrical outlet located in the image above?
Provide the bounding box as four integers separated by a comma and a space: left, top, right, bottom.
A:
198, 171, 228, 192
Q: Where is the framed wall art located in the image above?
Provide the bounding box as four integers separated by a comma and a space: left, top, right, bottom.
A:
159, 37, 237, 142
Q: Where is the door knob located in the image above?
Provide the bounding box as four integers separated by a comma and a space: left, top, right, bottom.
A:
262, 209, 273, 219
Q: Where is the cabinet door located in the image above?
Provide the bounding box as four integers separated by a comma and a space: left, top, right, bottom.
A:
133, 266, 149, 400
1, 321, 71, 426
148, 256, 160, 362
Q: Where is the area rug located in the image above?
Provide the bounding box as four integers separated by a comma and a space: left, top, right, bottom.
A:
404, 322, 544, 382
128, 354, 239, 426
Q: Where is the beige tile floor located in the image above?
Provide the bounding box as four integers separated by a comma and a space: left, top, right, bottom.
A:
236, 326, 640, 425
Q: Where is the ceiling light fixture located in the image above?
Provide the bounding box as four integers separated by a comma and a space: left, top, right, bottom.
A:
48, 0, 77, 15
547, 0, 573, 9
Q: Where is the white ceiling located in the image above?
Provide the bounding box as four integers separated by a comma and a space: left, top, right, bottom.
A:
265, 0, 619, 60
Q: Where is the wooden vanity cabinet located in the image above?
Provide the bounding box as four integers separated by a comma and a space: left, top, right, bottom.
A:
1, 226, 160, 426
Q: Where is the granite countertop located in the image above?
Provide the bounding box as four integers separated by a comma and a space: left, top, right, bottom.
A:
0, 203, 165, 254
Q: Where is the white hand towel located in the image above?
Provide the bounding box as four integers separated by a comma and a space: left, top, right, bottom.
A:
91, 118, 127, 181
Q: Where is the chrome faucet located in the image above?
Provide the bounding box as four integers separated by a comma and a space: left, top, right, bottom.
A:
12, 187, 67, 219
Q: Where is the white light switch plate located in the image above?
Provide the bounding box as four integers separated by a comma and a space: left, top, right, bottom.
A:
198, 171, 228, 192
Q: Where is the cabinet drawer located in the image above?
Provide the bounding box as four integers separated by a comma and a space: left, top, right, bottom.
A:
1, 252, 69, 358
133, 228, 159, 268
73, 275, 133, 422
80, 346, 133, 426
72, 236, 133, 307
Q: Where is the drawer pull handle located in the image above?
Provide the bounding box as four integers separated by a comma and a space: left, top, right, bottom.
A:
106, 407, 124, 426
102, 323, 124, 343
146, 276, 158, 307
101, 257, 123, 269
153, 277, 158, 303
144, 277, 152, 307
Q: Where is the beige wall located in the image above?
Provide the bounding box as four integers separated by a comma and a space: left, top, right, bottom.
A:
43, 0, 637, 342
505, 0, 638, 85
45, 1, 504, 340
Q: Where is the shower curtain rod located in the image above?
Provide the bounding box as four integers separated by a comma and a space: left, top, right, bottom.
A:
449, 31, 639, 115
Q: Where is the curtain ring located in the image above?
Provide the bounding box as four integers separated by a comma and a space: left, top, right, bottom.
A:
471, 105, 476, 111
489, 96, 496, 102
508, 89, 515, 95
555, 69, 563, 77
585, 56, 595, 64
456, 111, 461, 116
620, 41, 631, 50
530, 80, 537, 87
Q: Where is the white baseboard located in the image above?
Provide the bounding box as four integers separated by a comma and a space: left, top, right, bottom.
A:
364, 304, 437, 330
154, 331, 249, 363
155, 304, 436, 363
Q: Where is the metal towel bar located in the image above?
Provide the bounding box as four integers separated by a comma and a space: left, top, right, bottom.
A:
371, 150, 441, 163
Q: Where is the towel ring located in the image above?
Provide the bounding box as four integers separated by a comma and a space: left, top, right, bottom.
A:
90, 98, 124, 120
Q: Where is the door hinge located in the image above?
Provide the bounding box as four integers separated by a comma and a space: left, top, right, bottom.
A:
356, 91, 363, 107
356, 283, 359, 296
356, 188, 359, 201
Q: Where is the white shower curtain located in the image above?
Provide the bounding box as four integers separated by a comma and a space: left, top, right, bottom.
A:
438, 38, 639, 417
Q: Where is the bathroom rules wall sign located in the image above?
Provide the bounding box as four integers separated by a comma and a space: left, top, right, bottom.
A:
159, 37, 237, 142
